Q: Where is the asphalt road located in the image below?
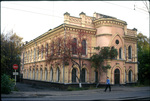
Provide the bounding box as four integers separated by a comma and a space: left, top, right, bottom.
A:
1, 82, 150, 101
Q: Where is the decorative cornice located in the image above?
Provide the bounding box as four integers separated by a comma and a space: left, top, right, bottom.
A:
93, 18, 127, 28
64, 24, 96, 35
23, 24, 64, 48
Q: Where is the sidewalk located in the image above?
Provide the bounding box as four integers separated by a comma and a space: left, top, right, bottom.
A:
1, 82, 150, 99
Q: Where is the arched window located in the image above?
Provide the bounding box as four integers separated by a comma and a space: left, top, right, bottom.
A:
114, 69, 120, 84
36, 68, 38, 80
128, 70, 132, 82
56, 67, 60, 82
128, 46, 132, 59
72, 68, 77, 83
45, 68, 48, 81
40, 68, 43, 80
119, 47, 122, 59
72, 38, 77, 54
33, 68, 35, 79
82, 40, 86, 55
50, 68, 53, 81
81, 68, 86, 82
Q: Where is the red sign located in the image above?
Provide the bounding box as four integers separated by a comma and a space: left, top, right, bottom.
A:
13, 64, 18, 70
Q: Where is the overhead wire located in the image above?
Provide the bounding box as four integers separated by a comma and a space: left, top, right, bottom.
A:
103, 1, 148, 15
8, 2, 61, 13
2, 6, 63, 19
2, 1, 149, 17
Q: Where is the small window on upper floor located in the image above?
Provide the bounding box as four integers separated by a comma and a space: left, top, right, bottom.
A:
51, 42, 54, 56
72, 38, 77, 55
30, 50, 32, 61
34, 48, 36, 60
46, 43, 48, 57
82, 40, 86, 55
41, 45, 44, 59
37, 47, 39, 59
119, 47, 122, 59
128, 46, 132, 59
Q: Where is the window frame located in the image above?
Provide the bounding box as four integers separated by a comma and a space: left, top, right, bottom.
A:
81, 39, 86, 55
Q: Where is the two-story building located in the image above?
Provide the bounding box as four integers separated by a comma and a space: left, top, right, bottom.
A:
20, 12, 138, 85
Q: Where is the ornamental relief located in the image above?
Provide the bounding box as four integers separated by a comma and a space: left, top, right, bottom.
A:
65, 27, 96, 35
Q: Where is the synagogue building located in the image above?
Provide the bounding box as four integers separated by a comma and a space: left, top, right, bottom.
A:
20, 12, 138, 85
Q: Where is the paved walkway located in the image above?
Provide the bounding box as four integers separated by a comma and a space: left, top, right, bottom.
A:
1, 82, 150, 100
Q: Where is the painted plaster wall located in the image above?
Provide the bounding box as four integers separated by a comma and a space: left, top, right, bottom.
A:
21, 12, 138, 85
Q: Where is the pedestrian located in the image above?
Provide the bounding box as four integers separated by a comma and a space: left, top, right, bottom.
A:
104, 77, 111, 92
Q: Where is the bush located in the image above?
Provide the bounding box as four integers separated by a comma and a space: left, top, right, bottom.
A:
1, 74, 15, 94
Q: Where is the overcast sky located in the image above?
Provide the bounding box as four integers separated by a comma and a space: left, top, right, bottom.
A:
1, 1, 149, 42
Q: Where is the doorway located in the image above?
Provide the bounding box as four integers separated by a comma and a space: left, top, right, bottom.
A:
114, 69, 120, 84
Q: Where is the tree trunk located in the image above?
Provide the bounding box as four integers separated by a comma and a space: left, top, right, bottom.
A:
79, 54, 82, 88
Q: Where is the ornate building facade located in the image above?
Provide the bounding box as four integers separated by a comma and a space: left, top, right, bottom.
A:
20, 12, 138, 85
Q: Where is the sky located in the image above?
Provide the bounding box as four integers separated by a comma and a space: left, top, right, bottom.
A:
1, 1, 149, 42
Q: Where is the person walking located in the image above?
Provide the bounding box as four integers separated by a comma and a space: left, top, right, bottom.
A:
104, 77, 111, 92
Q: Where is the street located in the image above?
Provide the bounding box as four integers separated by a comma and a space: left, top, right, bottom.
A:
1, 83, 150, 101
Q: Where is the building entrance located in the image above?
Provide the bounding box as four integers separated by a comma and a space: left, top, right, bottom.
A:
114, 69, 120, 84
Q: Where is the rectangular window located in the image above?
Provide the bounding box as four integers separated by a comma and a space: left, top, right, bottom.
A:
51, 42, 54, 56
82, 40, 86, 55
31, 50, 32, 61
34, 48, 36, 60
41, 45, 43, 59
119, 48, 122, 59
28, 51, 30, 62
26, 52, 27, 63
72, 38, 77, 54
46, 44, 48, 58
57, 41, 60, 55
128, 46, 132, 59
37, 47, 39, 59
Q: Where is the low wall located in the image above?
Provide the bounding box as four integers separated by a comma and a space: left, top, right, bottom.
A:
23, 79, 97, 90
22, 79, 136, 90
